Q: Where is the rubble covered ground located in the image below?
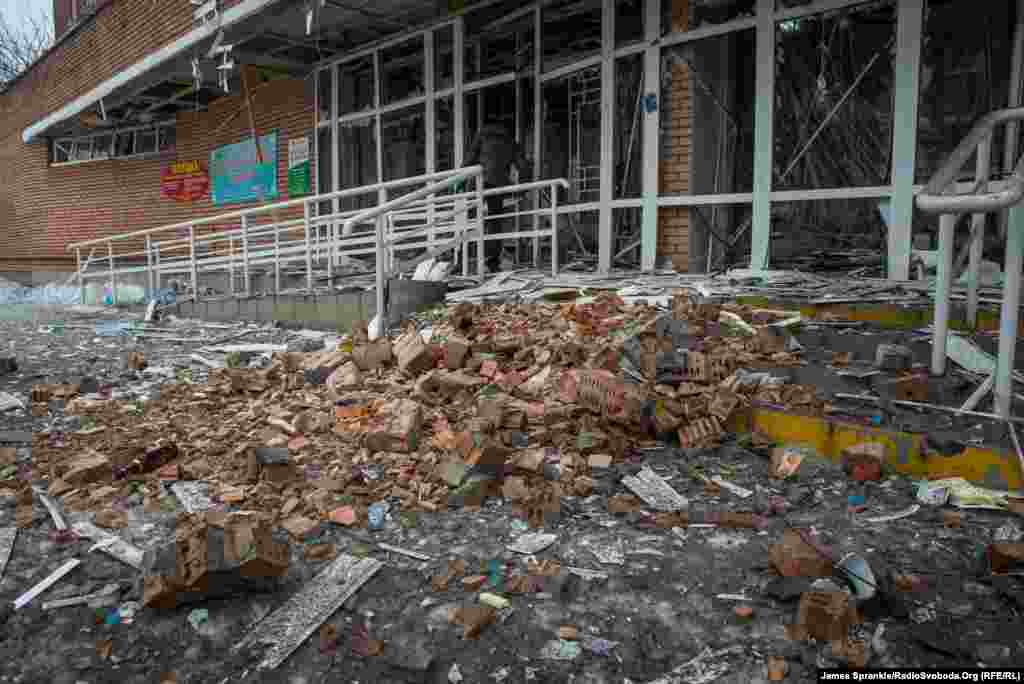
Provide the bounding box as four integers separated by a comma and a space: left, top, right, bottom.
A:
0, 283, 1023, 684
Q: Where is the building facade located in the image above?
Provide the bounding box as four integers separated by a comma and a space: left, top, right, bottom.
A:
0, 0, 1019, 284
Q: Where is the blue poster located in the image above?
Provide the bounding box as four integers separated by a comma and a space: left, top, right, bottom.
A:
210, 131, 278, 206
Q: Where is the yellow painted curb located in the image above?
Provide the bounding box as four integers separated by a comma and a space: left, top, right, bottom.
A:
731, 407, 1022, 491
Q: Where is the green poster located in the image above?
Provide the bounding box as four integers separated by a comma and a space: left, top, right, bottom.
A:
288, 136, 311, 196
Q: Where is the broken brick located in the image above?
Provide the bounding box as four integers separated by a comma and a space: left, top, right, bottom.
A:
365, 399, 422, 453
352, 338, 393, 371
281, 515, 320, 540
446, 336, 471, 370
63, 452, 111, 486
770, 529, 833, 578
395, 330, 435, 376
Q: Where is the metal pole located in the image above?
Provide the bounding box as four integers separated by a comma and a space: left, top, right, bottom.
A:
995, 204, 1024, 418
551, 182, 559, 277
274, 226, 281, 294
477, 182, 486, 276
457, 197, 469, 277
533, 5, 542, 269
931, 212, 957, 375
76, 248, 84, 306
304, 202, 314, 292
241, 215, 250, 297
189, 225, 198, 301
375, 214, 387, 335
1004, 0, 1024, 181
326, 206, 334, 288
641, 0, 661, 273
597, 0, 614, 275
154, 243, 161, 296
229, 236, 235, 297
145, 236, 154, 300
108, 241, 117, 307
967, 139, 992, 327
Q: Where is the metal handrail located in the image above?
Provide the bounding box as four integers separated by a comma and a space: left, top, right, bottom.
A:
65, 167, 484, 250
915, 106, 1024, 422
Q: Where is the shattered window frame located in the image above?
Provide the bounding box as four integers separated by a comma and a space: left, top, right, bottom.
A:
50, 122, 176, 167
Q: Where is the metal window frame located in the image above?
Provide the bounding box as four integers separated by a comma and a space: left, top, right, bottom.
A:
312, 0, 934, 276
50, 121, 174, 167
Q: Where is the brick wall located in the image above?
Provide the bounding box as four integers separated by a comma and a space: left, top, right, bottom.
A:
0, 69, 315, 271
658, 0, 692, 271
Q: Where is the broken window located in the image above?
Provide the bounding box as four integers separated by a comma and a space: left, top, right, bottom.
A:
318, 67, 333, 121
114, 132, 134, 157
72, 139, 93, 161
659, 30, 756, 195
688, 203, 753, 273
543, 67, 601, 204
157, 127, 175, 153
382, 106, 427, 199
136, 129, 158, 156
437, 97, 455, 171
381, 38, 425, 105
338, 57, 375, 116
768, 198, 888, 272
543, 0, 602, 73
435, 26, 455, 91
773, 2, 895, 190
93, 135, 112, 159
337, 117, 377, 212
615, 55, 644, 199
915, 0, 1017, 183
662, 0, 755, 35
53, 140, 71, 164
317, 126, 333, 197
612, 207, 643, 269
616, 0, 644, 46
465, 0, 533, 82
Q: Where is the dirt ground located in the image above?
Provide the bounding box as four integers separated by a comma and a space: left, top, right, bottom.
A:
0, 305, 1022, 684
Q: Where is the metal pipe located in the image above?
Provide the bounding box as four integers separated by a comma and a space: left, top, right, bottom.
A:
551, 182, 559, 276
274, 225, 281, 294
375, 215, 387, 335
920, 107, 1024, 198
108, 241, 117, 307
303, 203, 314, 293
932, 213, 957, 376
189, 225, 198, 301
834, 393, 1024, 425
477, 180, 486, 276
145, 236, 154, 299
967, 138, 992, 327
1005, 0, 1024, 179
996, 203, 1024, 418
242, 215, 250, 297
76, 248, 84, 306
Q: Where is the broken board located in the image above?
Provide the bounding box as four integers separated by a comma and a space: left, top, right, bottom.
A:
0, 527, 16, 581
621, 467, 689, 511
232, 552, 383, 670
72, 521, 145, 570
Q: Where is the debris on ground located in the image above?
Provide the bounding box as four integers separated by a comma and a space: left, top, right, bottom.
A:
1, 272, 1023, 681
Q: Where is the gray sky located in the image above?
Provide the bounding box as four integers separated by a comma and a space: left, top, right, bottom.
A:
1, 0, 53, 36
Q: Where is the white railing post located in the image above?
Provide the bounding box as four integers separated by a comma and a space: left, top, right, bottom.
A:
325, 203, 334, 288
107, 241, 117, 307
274, 226, 281, 294
189, 225, 198, 301
967, 139, 992, 328
153, 242, 161, 296
996, 203, 1024, 419
550, 183, 559, 277
476, 183, 486, 276
375, 214, 387, 335
242, 215, 250, 297
931, 212, 957, 376
456, 196, 468, 277
303, 202, 314, 292
76, 247, 84, 306
229, 236, 236, 297
145, 236, 154, 300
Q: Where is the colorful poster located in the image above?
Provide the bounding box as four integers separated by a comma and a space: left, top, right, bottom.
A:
287, 136, 310, 196
209, 131, 278, 206
161, 160, 209, 201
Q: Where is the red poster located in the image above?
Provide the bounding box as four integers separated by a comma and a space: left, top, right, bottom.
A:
161, 160, 210, 201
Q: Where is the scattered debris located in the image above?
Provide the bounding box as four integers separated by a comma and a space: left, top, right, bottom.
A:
232, 552, 382, 670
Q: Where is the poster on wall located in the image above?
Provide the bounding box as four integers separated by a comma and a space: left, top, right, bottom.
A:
161, 160, 209, 201
287, 137, 311, 196
209, 131, 278, 206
